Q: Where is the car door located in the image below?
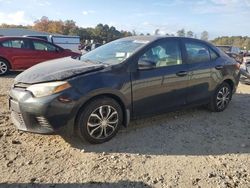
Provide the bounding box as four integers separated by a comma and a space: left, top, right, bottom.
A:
183, 39, 220, 104
131, 38, 189, 117
31, 40, 64, 65
1, 38, 36, 69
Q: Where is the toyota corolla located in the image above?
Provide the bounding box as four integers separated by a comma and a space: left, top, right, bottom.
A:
9, 36, 240, 144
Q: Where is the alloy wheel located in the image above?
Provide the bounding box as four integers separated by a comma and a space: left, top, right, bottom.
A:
0, 61, 8, 75
87, 105, 119, 140
216, 86, 231, 110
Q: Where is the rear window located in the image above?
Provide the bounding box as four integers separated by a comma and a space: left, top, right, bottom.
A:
1, 39, 30, 49
2, 40, 23, 48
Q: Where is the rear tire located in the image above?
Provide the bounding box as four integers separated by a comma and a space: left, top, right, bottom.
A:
208, 82, 232, 112
76, 97, 123, 144
0, 59, 10, 76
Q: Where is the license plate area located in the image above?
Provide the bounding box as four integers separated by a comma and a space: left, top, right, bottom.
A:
9, 99, 20, 112
9, 99, 27, 131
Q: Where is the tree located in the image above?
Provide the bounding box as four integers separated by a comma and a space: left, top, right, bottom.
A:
201, 31, 209, 41
177, 29, 185, 37
212, 36, 250, 50
63, 20, 77, 35
47, 20, 64, 34
132, 30, 136, 36
187, 31, 194, 38
33, 16, 50, 32
154, 29, 160, 35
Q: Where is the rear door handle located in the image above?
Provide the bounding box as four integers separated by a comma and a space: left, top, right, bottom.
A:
176, 71, 188, 77
215, 65, 224, 70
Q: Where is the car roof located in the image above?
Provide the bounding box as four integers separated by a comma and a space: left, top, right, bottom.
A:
121, 35, 213, 45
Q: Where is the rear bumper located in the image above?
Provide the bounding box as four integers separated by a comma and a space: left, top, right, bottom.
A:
9, 87, 78, 134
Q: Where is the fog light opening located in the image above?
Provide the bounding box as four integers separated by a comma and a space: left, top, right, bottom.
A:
58, 96, 72, 103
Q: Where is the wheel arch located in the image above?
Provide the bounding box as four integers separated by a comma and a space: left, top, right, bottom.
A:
74, 92, 130, 133
223, 79, 234, 91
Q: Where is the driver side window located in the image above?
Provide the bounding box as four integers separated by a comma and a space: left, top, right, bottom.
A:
33, 40, 57, 52
139, 40, 182, 68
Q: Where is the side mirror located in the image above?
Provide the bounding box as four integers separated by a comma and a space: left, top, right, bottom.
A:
55, 48, 61, 52
138, 59, 156, 70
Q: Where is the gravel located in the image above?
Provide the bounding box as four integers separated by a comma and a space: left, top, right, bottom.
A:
0, 73, 249, 187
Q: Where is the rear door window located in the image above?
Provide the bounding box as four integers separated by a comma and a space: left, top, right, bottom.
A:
185, 42, 210, 63
1, 39, 31, 49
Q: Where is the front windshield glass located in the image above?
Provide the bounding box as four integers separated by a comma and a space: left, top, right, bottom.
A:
81, 39, 149, 64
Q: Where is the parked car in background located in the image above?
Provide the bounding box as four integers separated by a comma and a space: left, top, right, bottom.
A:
240, 53, 250, 84
91, 43, 102, 50
24, 35, 81, 53
216, 45, 243, 63
9, 36, 240, 144
243, 52, 250, 63
0, 36, 80, 75
79, 43, 102, 54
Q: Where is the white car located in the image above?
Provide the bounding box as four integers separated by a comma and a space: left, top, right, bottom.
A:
24, 34, 81, 53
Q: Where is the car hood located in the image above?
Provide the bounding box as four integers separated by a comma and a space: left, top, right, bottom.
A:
15, 57, 105, 84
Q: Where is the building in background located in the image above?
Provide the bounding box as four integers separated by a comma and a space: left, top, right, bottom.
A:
0, 28, 52, 37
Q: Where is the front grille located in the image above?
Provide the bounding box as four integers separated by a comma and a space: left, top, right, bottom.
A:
36, 116, 51, 128
11, 111, 26, 130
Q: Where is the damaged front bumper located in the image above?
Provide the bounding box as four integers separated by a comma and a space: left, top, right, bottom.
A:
9, 84, 78, 134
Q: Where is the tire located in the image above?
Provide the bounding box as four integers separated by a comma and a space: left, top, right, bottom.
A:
0, 59, 10, 76
208, 82, 232, 112
76, 97, 123, 144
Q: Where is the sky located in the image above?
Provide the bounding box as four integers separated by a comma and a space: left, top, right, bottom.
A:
0, 0, 249, 39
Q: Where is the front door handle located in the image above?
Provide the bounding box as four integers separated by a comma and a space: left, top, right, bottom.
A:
176, 71, 188, 77
215, 65, 224, 70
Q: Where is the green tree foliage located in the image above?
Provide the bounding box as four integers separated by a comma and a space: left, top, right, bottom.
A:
0, 17, 132, 43
1, 17, 250, 49
154, 29, 160, 35
0, 23, 31, 29
177, 29, 185, 37
212, 36, 250, 50
201, 31, 209, 41
186, 31, 194, 38
33, 18, 133, 43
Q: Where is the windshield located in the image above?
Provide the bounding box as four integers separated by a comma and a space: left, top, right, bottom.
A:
81, 39, 149, 64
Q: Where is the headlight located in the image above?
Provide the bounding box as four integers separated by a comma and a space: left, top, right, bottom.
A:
26, 81, 71, 98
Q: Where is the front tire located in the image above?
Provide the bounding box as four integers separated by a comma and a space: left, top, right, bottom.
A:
76, 97, 123, 144
0, 59, 10, 76
209, 82, 232, 112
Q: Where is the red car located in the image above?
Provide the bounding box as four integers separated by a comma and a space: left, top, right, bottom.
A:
0, 36, 81, 75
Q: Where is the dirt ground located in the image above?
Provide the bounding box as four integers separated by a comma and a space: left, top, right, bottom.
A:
0, 73, 249, 188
